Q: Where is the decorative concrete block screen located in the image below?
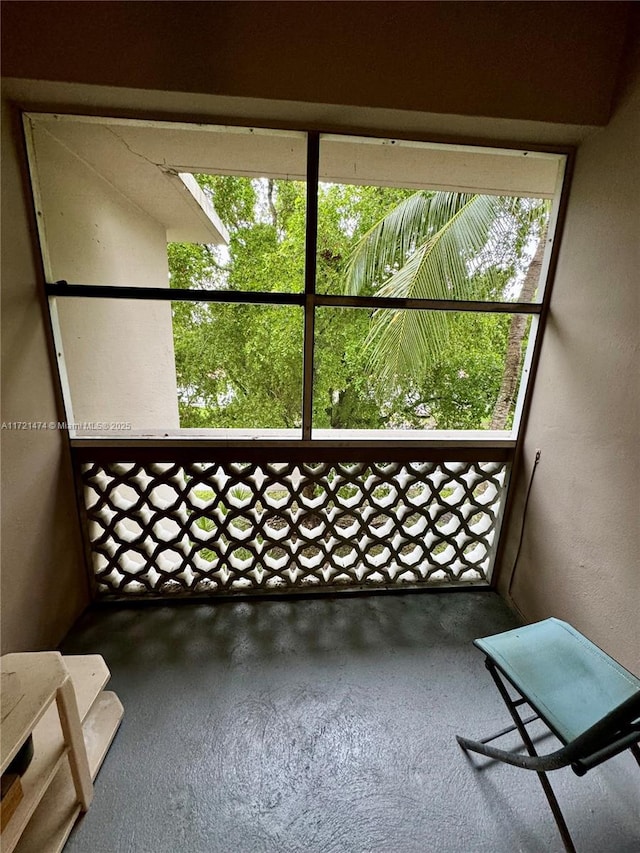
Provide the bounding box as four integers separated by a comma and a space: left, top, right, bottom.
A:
80, 459, 509, 598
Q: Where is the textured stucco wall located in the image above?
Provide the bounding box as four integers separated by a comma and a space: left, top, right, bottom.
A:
0, 99, 89, 652
498, 62, 640, 674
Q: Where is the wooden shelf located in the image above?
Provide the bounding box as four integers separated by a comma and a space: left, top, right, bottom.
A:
1, 653, 123, 853
13, 762, 81, 853
14, 691, 123, 853
84, 692, 124, 778
63, 657, 111, 720
1, 653, 68, 773
1, 724, 68, 852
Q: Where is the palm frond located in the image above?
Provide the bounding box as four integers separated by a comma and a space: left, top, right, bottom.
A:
345, 192, 475, 295
345, 191, 549, 389
366, 307, 449, 386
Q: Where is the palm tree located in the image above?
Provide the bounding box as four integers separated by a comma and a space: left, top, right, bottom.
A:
344, 191, 549, 428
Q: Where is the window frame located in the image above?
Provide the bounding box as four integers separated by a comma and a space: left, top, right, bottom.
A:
31, 121, 569, 449
21, 112, 574, 595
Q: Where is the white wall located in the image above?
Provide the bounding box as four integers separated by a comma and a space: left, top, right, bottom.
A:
499, 61, 640, 674
28, 121, 180, 431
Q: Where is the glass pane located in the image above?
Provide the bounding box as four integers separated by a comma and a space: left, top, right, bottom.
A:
26, 114, 306, 293
317, 134, 562, 303
313, 306, 534, 434
173, 302, 303, 430
168, 169, 306, 294
53, 298, 303, 436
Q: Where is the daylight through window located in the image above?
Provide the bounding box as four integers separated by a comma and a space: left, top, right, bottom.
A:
26, 116, 565, 442
23, 113, 567, 596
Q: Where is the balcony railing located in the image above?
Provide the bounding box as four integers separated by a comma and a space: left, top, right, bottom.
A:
76, 446, 510, 599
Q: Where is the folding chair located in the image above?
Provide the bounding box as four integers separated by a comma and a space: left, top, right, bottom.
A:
457, 618, 640, 852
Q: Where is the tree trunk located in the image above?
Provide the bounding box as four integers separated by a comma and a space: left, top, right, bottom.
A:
267, 179, 277, 228
490, 231, 547, 429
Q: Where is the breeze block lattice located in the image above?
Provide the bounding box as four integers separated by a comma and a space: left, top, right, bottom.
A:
80, 460, 509, 598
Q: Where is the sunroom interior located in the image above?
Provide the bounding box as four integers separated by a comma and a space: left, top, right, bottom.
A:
1, 3, 638, 852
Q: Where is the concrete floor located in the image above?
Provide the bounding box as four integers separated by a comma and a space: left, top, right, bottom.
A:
59, 592, 640, 853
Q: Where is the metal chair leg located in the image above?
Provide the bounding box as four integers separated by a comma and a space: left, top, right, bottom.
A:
484, 660, 577, 853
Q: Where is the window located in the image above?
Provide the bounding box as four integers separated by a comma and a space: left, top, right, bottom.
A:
24, 114, 567, 597
25, 116, 565, 442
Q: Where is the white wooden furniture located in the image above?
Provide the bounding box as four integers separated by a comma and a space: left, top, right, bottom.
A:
1, 652, 123, 853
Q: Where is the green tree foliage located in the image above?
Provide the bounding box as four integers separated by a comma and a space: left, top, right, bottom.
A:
168, 175, 537, 431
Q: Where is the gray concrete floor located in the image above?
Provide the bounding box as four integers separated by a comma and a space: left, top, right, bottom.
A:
60, 592, 640, 853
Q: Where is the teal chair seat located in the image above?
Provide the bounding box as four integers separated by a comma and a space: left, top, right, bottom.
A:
474, 617, 640, 744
